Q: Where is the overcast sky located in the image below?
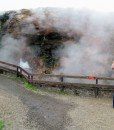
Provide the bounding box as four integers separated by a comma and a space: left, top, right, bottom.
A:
0, 0, 114, 13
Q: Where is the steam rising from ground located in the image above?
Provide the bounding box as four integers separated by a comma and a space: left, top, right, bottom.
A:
1, 8, 114, 76
0, 33, 32, 71
0, 34, 27, 64
19, 58, 30, 69
44, 9, 114, 76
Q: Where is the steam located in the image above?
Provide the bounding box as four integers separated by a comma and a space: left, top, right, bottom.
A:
1, 8, 114, 77
19, 58, 30, 69
37, 9, 114, 76
0, 34, 27, 64
0, 33, 33, 72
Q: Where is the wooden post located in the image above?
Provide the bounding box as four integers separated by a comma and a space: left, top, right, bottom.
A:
95, 78, 99, 97
60, 76, 65, 91
17, 66, 19, 77
28, 75, 30, 83
95, 87, 99, 98
96, 78, 98, 84
30, 75, 33, 83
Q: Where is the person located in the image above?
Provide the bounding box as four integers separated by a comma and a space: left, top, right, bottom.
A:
111, 61, 114, 69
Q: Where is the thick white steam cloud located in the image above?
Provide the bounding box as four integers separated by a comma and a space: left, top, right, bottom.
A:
0, 34, 27, 64
1, 8, 114, 77
0, 33, 31, 70
34, 8, 114, 76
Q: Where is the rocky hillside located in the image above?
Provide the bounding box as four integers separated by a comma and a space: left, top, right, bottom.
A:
1, 8, 113, 76
0, 9, 74, 74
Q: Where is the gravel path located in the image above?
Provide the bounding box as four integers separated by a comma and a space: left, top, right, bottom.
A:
54, 95, 114, 130
0, 75, 114, 130
0, 75, 71, 130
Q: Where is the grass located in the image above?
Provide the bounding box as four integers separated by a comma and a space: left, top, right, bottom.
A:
23, 80, 38, 92
0, 120, 4, 130
21, 78, 71, 95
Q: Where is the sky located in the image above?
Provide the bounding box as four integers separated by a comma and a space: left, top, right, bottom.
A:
0, 0, 114, 13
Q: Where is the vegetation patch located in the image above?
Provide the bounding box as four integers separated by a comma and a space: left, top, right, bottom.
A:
23, 80, 38, 92
0, 119, 5, 130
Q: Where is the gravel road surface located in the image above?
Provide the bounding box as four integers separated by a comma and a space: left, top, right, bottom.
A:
0, 75, 114, 130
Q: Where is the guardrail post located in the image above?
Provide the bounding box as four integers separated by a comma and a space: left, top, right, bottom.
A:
60, 76, 65, 91
95, 78, 99, 97
28, 75, 30, 83
95, 87, 99, 98
30, 75, 33, 83
17, 66, 19, 77
96, 78, 98, 84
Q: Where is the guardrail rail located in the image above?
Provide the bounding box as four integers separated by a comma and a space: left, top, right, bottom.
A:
0, 60, 114, 97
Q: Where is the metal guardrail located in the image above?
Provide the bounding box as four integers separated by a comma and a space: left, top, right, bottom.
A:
0, 60, 114, 97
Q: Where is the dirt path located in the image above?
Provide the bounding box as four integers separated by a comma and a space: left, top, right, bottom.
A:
0, 75, 71, 130
0, 75, 114, 130
54, 95, 114, 130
